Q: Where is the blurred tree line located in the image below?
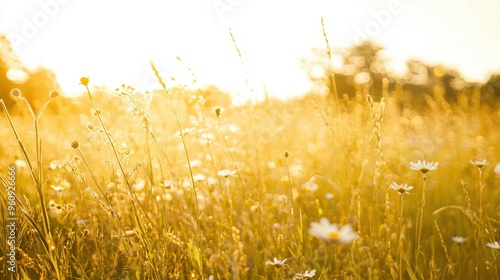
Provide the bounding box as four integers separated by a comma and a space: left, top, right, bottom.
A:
1, 34, 499, 114
305, 41, 500, 111
0, 35, 66, 114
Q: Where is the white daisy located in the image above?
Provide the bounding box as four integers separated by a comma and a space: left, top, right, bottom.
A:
389, 182, 413, 195
451, 236, 467, 244
294, 269, 316, 279
486, 241, 500, 250
50, 185, 66, 192
410, 160, 438, 173
217, 169, 237, 178
470, 159, 488, 168
193, 174, 206, 182
308, 218, 357, 244
265, 257, 287, 268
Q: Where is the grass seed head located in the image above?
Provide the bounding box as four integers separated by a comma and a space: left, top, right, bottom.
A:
71, 141, 80, 149
214, 106, 223, 117
10, 88, 22, 99
49, 90, 60, 99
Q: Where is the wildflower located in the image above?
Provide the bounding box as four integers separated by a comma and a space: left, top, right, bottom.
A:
207, 177, 218, 185
302, 176, 318, 193
174, 127, 196, 137
470, 159, 488, 168
410, 160, 438, 173
80, 77, 89, 86
133, 179, 146, 191
294, 269, 316, 279
48, 200, 64, 216
494, 163, 500, 175
14, 159, 27, 169
189, 159, 202, 168
160, 180, 174, 189
50, 185, 65, 192
486, 241, 500, 250
193, 174, 206, 182
49, 160, 60, 170
452, 236, 467, 244
87, 123, 97, 131
308, 218, 357, 244
265, 257, 287, 268
228, 124, 240, 133
267, 161, 277, 169
49, 200, 57, 208
217, 169, 237, 178
389, 182, 413, 195
199, 133, 215, 145
61, 179, 71, 189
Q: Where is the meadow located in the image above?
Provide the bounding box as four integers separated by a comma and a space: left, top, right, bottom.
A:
1, 62, 500, 279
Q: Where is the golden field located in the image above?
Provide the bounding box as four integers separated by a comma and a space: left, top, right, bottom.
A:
1, 63, 500, 279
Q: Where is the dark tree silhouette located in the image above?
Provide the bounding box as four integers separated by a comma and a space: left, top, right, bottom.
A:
302, 39, 495, 111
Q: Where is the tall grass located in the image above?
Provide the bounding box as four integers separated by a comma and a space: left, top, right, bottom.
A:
0, 69, 499, 279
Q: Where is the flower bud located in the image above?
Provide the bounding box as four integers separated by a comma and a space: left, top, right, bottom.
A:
214, 106, 224, 117
71, 141, 80, 149
49, 90, 60, 99
10, 88, 22, 99
80, 77, 89, 86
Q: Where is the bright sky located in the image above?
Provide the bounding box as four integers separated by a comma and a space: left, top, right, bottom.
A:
0, 0, 499, 100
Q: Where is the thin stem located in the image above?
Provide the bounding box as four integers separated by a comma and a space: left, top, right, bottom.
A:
216, 117, 246, 191
476, 166, 485, 279
398, 194, 404, 280
1, 97, 61, 278
149, 63, 203, 277
74, 147, 130, 238
320, 17, 340, 115
83, 84, 144, 208
478, 167, 483, 229
415, 174, 426, 271
284, 155, 294, 217
225, 178, 234, 225
81, 83, 157, 269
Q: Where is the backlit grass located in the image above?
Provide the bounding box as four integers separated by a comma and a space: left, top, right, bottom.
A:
1, 71, 499, 279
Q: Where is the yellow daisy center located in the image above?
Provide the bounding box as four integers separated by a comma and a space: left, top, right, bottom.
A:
327, 230, 340, 240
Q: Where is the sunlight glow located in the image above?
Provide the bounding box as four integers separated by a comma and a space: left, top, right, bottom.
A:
0, 0, 499, 99
6, 69, 30, 83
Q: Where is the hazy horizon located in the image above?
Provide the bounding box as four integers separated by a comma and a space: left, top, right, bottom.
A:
1, 0, 499, 100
